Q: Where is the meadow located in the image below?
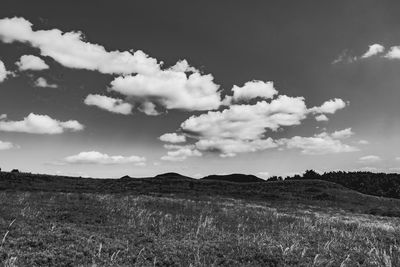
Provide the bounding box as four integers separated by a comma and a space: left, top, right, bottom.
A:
1, 172, 400, 266
1, 190, 400, 266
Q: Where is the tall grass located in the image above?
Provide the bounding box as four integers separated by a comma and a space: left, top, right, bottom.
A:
0, 192, 399, 266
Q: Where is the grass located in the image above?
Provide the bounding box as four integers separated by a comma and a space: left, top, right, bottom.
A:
0, 191, 400, 266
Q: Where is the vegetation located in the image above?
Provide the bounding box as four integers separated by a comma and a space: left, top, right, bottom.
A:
0, 171, 400, 265
285, 170, 400, 199
1, 192, 400, 266
202, 174, 264, 183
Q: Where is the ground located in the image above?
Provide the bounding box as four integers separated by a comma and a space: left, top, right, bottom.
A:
1, 190, 399, 266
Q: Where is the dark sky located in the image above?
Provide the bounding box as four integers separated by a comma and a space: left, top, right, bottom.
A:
0, 0, 399, 178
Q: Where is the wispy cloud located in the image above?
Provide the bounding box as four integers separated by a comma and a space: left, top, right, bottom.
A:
65, 151, 146, 165
358, 155, 382, 164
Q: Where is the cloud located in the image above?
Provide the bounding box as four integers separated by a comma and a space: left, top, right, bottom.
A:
332, 50, 357, 64
170, 89, 350, 158
0, 140, 14, 150
361, 44, 385, 58
161, 144, 202, 161
16, 55, 49, 71
385, 46, 400, 59
279, 132, 359, 155
230, 80, 277, 102
0, 114, 6, 120
0, 18, 224, 114
110, 61, 221, 112
331, 128, 354, 139
34, 77, 58, 88
358, 140, 369, 145
315, 114, 329, 121
84, 94, 133, 115
195, 138, 277, 157
0, 60, 9, 82
257, 172, 270, 178
309, 98, 346, 114
0, 17, 160, 75
356, 166, 379, 172
182, 95, 308, 141
65, 151, 146, 165
137, 102, 160, 116
395, 157, 400, 161
0, 113, 84, 134
358, 155, 382, 164
159, 133, 186, 143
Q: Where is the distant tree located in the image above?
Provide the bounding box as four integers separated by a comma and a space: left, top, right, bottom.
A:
292, 174, 302, 180
11, 169, 19, 173
303, 170, 320, 179
267, 176, 283, 182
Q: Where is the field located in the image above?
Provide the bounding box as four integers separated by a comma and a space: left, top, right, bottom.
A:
1, 173, 400, 266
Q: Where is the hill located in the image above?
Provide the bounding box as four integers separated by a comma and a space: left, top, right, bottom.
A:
1, 170, 400, 266
1, 171, 400, 217
202, 173, 265, 183
286, 170, 400, 199
154, 172, 194, 180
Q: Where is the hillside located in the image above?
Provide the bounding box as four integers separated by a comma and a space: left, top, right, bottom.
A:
286, 170, 400, 199
1, 171, 400, 217
1, 171, 400, 266
202, 173, 265, 183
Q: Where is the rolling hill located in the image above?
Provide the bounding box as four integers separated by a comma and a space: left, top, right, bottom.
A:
1, 170, 400, 266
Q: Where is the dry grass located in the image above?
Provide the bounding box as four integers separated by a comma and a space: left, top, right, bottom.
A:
0, 191, 399, 266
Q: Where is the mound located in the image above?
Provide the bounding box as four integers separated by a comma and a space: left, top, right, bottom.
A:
154, 172, 194, 180
202, 173, 265, 183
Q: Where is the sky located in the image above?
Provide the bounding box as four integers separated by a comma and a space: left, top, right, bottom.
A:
0, 0, 399, 178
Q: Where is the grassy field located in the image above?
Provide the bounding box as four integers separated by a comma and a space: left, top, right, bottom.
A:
1, 190, 400, 266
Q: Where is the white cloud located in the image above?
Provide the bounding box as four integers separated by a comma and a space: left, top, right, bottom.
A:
257, 172, 270, 178
34, 77, 58, 88
361, 44, 385, 58
0, 113, 84, 134
195, 138, 277, 157
356, 166, 379, 172
137, 102, 160, 116
315, 114, 329, 121
65, 151, 146, 165
0, 140, 14, 150
110, 61, 221, 112
358, 155, 382, 164
358, 140, 369, 145
161, 144, 202, 161
279, 132, 359, 155
385, 46, 400, 59
173, 92, 351, 158
230, 80, 277, 102
0, 17, 160, 75
0, 18, 225, 114
159, 133, 186, 143
182, 95, 308, 141
181, 99, 285, 157
331, 128, 354, 139
84, 94, 132, 115
16, 55, 49, 71
395, 157, 400, 161
0, 60, 9, 82
309, 98, 346, 114
0, 114, 6, 120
